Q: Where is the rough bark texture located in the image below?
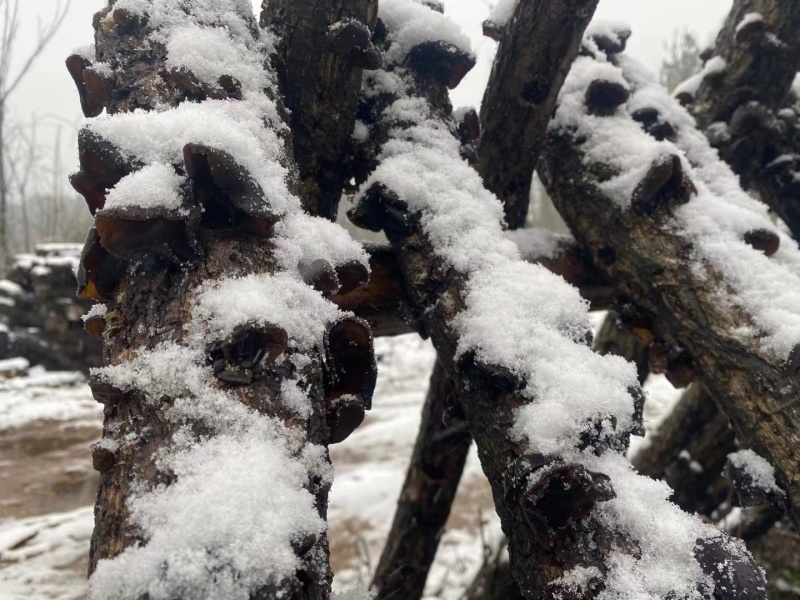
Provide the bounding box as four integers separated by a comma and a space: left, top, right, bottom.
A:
540, 55, 800, 530
371, 361, 470, 599
690, 0, 800, 239
631, 385, 735, 516
262, 0, 379, 220
476, 0, 598, 228
71, 3, 377, 598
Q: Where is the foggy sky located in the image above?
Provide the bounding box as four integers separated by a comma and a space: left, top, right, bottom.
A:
5, 0, 732, 179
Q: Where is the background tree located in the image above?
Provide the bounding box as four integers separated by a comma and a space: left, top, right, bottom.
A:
660, 28, 702, 92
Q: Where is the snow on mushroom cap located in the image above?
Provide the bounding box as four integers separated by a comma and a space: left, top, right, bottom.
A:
727, 449, 784, 496
378, 0, 473, 66
192, 272, 346, 351
103, 163, 187, 215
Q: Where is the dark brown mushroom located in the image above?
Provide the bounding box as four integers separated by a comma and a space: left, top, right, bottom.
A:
88, 373, 130, 405
694, 536, 768, 598
665, 347, 700, 389
71, 130, 134, 215
327, 19, 382, 70
77, 227, 127, 301
84, 312, 107, 339
723, 453, 786, 508
348, 182, 415, 239
65, 54, 103, 118
481, 20, 504, 42
457, 348, 525, 394
183, 143, 278, 236
590, 28, 631, 56
743, 229, 780, 257
329, 395, 367, 444
631, 107, 677, 142
403, 40, 476, 90
324, 317, 377, 407
299, 259, 340, 296
335, 260, 370, 295
630, 153, 696, 216
84, 66, 115, 108
208, 324, 289, 385
91, 442, 117, 473
585, 79, 630, 116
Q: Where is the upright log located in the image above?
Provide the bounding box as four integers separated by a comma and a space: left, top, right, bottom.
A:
262, 0, 379, 220
477, 0, 599, 228
70, 2, 376, 598
350, 3, 764, 597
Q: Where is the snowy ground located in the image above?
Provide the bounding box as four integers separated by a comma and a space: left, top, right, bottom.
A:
0, 326, 680, 599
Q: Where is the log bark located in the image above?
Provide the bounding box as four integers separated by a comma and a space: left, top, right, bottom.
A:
593, 312, 648, 384
262, 0, 379, 220
540, 45, 800, 530
70, 3, 376, 598
351, 5, 764, 598
370, 361, 471, 599
690, 0, 800, 239
631, 385, 735, 516
476, 0, 599, 228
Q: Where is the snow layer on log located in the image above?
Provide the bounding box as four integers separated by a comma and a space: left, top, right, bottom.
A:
354, 5, 735, 596
555, 49, 800, 359
378, 0, 473, 65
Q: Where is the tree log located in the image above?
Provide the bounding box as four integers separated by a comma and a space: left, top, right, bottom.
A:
72, 3, 377, 598
351, 4, 764, 597
262, 0, 379, 220
540, 44, 800, 530
370, 361, 470, 599
690, 0, 800, 239
476, 0, 599, 228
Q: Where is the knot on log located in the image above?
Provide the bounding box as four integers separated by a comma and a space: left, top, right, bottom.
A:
631, 153, 696, 216
183, 143, 278, 236
585, 79, 630, 116
403, 40, 475, 90
324, 317, 377, 443
208, 325, 289, 386
631, 107, 677, 142
694, 536, 768, 598
77, 227, 127, 301
66, 54, 103, 118
71, 130, 133, 215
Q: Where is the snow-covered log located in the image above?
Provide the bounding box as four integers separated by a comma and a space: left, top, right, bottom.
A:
684, 0, 800, 239
68, 2, 377, 598
540, 33, 800, 534
349, 3, 764, 597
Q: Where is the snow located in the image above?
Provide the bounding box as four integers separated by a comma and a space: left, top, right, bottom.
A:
0, 368, 97, 431
486, 0, 517, 27
72, 44, 95, 61
0, 280, 24, 297
91, 430, 326, 600
673, 56, 727, 100
166, 24, 270, 93
554, 45, 800, 360
0, 357, 30, 373
727, 449, 784, 497
192, 272, 345, 351
379, 0, 474, 65
82, 303, 108, 322
274, 213, 371, 275
735, 12, 764, 34
103, 163, 188, 215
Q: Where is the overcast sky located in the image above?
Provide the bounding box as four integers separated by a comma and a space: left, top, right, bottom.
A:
5, 0, 732, 181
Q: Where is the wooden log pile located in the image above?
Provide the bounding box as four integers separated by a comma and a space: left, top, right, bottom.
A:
0, 244, 103, 372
